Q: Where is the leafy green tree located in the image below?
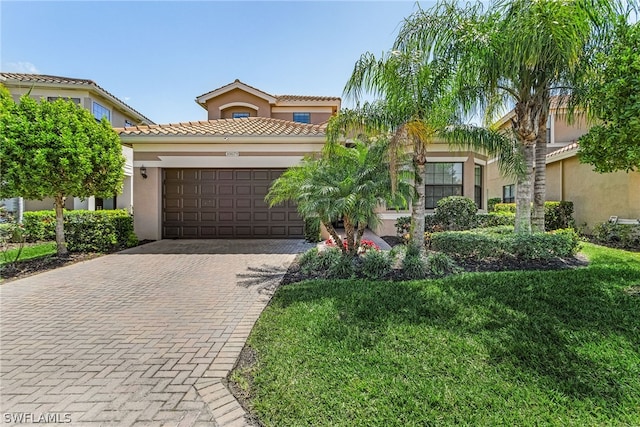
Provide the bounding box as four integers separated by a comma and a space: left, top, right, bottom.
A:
328, 47, 457, 254
578, 21, 640, 173
0, 88, 125, 256
266, 138, 410, 257
395, 0, 626, 233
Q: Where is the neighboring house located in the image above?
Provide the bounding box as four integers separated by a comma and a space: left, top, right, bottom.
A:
0, 72, 154, 215
487, 99, 640, 230
119, 79, 490, 240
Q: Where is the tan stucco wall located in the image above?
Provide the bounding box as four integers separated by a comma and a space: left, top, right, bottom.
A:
486, 160, 515, 201
133, 166, 162, 241
205, 89, 271, 120
547, 156, 640, 230
552, 112, 589, 144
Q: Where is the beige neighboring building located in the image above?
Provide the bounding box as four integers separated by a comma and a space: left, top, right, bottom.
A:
0, 73, 154, 213
487, 100, 640, 230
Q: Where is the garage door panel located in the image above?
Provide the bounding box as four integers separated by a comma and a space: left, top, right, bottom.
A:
201, 170, 216, 180
219, 199, 233, 208
218, 212, 234, 221
163, 168, 304, 238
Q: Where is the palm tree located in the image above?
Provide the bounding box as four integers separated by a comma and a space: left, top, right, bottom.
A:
329, 47, 457, 252
395, 0, 626, 233
266, 138, 411, 257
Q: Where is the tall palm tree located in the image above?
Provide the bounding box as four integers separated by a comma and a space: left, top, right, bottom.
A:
395, 0, 626, 233
329, 47, 457, 251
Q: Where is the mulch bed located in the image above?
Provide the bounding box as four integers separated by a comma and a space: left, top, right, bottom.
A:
1, 253, 103, 282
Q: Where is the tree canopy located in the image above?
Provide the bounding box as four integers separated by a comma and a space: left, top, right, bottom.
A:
0, 87, 125, 255
578, 21, 640, 173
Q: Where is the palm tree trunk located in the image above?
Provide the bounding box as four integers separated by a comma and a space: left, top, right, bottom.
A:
323, 220, 344, 252
54, 193, 68, 257
515, 145, 534, 234
411, 161, 426, 255
532, 103, 549, 232
532, 142, 547, 232
343, 216, 357, 256
355, 221, 366, 250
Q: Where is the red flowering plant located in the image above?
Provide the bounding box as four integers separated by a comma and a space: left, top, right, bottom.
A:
324, 237, 380, 255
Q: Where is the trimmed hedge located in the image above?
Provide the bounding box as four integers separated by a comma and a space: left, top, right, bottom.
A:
431, 228, 580, 260
433, 196, 478, 231
591, 222, 640, 250
22, 210, 136, 252
494, 201, 574, 230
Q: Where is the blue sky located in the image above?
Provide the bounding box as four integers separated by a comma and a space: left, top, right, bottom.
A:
1, 1, 432, 124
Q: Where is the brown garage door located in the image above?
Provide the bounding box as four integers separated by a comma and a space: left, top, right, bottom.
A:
163, 168, 304, 239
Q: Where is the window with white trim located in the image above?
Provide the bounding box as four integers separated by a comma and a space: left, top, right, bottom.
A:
425, 162, 463, 209
92, 102, 111, 122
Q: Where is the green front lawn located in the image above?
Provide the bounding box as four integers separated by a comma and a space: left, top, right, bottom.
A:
1, 242, 57, 266
242, 243, 640, 426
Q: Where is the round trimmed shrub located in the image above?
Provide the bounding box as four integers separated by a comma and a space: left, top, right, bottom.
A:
434, 196, 478, 231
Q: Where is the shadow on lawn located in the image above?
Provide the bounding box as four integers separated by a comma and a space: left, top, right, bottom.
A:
271, 261, 640, 407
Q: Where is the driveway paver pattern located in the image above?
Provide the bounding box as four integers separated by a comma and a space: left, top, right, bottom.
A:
1, 240, 312, 426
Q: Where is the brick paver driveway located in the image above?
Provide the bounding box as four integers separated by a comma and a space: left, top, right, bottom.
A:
1, 240, 312, 426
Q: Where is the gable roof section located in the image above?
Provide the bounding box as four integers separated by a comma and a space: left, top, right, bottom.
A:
195, 79, 278, 108
116, 116, 326, 137
195, 79, 341, 110
0, 72, 155, 125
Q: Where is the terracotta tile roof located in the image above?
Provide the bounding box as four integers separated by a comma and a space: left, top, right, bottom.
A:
0, 72, 155, 124
546, 141, 579, 158
276, 94, 341, 102
116, 117, 326, 137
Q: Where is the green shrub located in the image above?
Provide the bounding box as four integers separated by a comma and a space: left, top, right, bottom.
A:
431, 231, 506, 259
22, 211, 56, 241
395, 216, 411, 238
327, 254, 356, 279
434, 196, 478, 231
360, 249, 392, 279
304, 217, 321, 243
545, 201, 575, 230
493, 203, 517, 214
401, 244, 428, 279
426, 252, 461, 277
487, 197, 502, 212
431, 228, 580, 261
298, 247, 322, 275
591, 222, 640, 250
22, 210, 135, 252
492, 201, 574, 230
474, 212, 515, 228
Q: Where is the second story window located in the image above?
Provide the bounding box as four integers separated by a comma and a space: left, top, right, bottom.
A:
293, 112, 310, 124
92, 101, 111, 122
124, 120, 134, 128
232, 112, 250, 118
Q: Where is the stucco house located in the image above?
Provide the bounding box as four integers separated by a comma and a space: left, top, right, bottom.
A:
0, 73, 154, 214
118, 80, 493, 240
487, 99, 640, 230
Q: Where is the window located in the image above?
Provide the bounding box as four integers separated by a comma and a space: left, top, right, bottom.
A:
92, 102, 111, 122
503, 184, 515, 203
47, 96, 81, 105
293, 112, 311, 123
232, 112, 250, 118
425, 162, 463, 209
474, 165, 483, 209
124, 120, 134, 128
96, 196, 116, 210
